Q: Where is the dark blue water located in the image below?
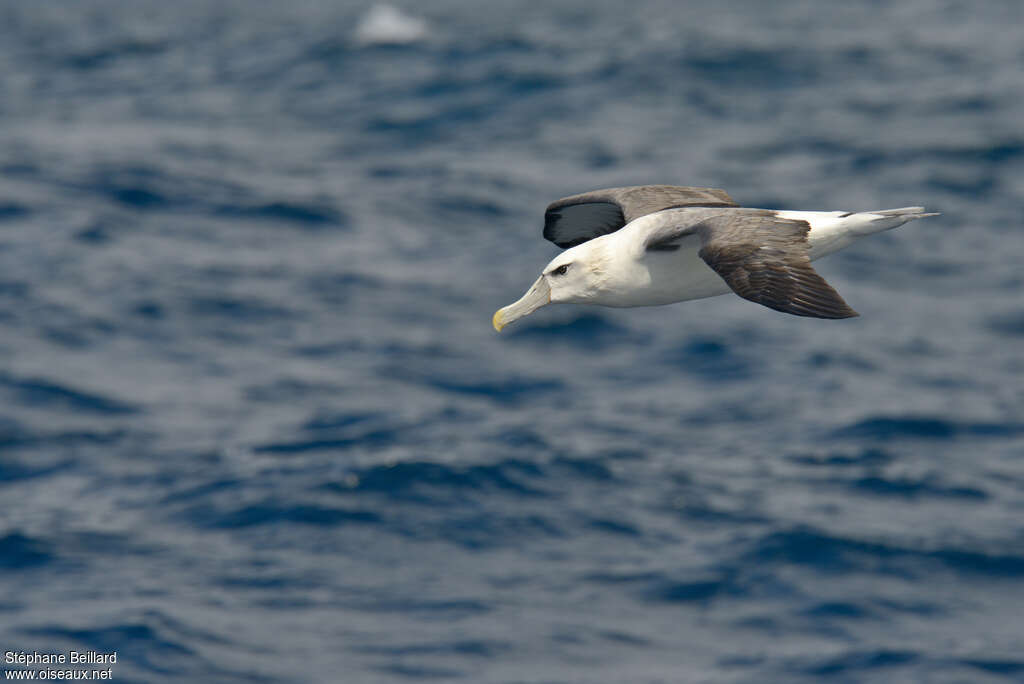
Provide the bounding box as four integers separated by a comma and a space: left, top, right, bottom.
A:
2, 1, 1023, 681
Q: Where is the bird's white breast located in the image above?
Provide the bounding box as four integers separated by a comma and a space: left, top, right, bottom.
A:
597, 228, 730, 307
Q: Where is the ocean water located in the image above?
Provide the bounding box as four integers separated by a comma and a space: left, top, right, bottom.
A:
2, 1, 1023, 682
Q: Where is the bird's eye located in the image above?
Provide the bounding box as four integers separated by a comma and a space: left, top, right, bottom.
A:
552, 264, 570, 276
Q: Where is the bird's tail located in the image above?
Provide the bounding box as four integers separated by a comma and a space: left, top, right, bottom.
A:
848, 206, 940, 236
871, 206, 941, 219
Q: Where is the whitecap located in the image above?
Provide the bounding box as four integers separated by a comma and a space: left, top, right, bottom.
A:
354, 4, 429, 46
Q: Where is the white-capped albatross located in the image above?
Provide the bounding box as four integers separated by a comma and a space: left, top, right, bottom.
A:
492, 185, 938, 331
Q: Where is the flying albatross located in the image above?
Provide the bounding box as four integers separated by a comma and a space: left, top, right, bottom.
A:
492, 185, 938, 331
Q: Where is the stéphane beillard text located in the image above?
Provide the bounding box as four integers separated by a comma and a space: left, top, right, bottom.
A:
5, 651, 117, 665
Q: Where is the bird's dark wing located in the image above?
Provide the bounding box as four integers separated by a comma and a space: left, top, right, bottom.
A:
543, 201, 625, 249
645, 209, 859, 319
543, 185, 737, 249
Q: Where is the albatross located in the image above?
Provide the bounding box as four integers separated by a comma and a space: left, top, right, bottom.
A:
493, 185, 938, 331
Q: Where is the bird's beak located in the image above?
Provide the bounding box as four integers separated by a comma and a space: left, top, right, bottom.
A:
493, 276, 550, 332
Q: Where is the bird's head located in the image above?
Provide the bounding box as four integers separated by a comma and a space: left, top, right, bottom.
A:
492, 243, 606, 331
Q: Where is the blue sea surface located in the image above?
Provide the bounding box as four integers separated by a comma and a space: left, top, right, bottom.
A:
2, 1, 1024, 682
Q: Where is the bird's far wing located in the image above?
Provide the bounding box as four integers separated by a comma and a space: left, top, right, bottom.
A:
543, 198, 625, 248
647, 210, 859, 319
611, 185, 738, 223
543, 186, 738, 249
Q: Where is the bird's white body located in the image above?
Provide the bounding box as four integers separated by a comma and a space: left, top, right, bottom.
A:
565, 209, 912, 308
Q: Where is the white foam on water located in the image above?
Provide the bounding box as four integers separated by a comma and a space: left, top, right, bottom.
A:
354, 4, 429, 46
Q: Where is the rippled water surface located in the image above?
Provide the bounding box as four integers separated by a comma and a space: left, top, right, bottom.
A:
2, 1, 1024, 682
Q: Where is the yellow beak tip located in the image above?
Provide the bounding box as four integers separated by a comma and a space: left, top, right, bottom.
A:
492, 310, 505, 332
